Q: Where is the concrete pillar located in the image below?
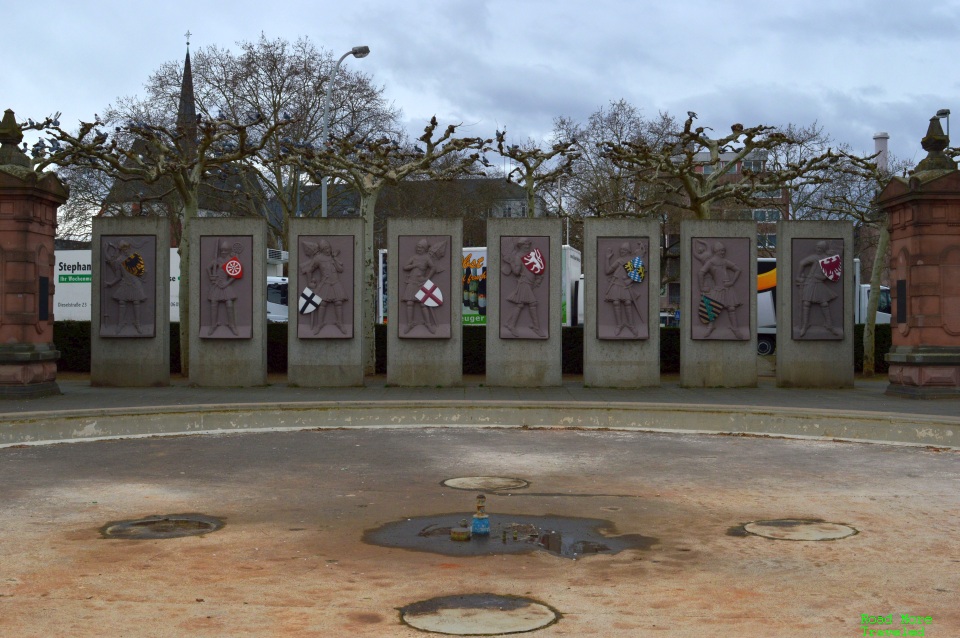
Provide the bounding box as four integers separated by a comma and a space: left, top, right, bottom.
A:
680, 220, 757, 387
0, 109, 67, 398
775, 221, 854, 388
486, 218, 562, 387
386, 219, 462, 386
583, 218, 660, 387
288, 217, 364, 386
188, 217, 267, 386
879, 116, 960, 398
91, 217, 170, 386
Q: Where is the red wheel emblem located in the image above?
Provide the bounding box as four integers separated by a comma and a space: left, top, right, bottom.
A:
223, 257, 243, 278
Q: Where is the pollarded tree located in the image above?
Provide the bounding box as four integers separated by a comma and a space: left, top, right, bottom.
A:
290, 117, 489, 372
602, 112, 876, 220
494, 130, 578, 219
28, 74, 294, 374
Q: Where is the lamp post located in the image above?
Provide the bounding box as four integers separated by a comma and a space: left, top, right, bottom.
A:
936, 108, 951, 141
321, 45, 370, 218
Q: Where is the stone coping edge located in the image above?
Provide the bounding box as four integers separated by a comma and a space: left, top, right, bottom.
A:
0, 401, 957, 450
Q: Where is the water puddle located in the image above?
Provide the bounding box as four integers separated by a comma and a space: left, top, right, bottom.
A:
364, 513, 655, 558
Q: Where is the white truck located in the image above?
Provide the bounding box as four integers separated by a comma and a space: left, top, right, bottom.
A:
756, 257, 891, 355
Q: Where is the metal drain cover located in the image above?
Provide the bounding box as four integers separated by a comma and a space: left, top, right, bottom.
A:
101, 514, 224, 539
400, 594, 559, 635
441, 476, 529, 492
743, 519, 857, 541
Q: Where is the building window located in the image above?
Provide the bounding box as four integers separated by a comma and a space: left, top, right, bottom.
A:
742, 159, 765, 172
756, 188, 782, 199
752, 209, 781, 222
757, 233, 777, 249
702, 164, 714, 175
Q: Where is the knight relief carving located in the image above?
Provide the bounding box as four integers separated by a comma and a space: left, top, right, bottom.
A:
298, 236, 354, 339
398, 236, 451, 339
200, 236, 253, 339
792, 238, 844, 340
500, 236, 549, 340
692, 237, 749, 340
100, 235, 156, 338
597, 237, 649, 340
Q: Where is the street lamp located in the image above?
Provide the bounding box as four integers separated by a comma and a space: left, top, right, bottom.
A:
936, 108, 950, 139
321, 45, 371, 218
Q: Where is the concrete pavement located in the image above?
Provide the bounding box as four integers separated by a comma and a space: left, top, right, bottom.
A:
0, 425, 957, 637
1, 373, 957, 449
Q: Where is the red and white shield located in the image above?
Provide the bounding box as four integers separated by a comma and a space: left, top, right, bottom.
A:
819, 254, 841, 282
522, 248, 546, 274
415, 279, 443, 307
223, 257, 243, 279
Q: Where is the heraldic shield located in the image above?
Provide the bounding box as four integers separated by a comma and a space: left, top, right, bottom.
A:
625, 256, 645, 283
698, 294, 723, 324
299, 287, 321, 314
123, 253, 145, 278
415, 278, 444, 307
819, 254, 842, 282
522, 248, 546, 274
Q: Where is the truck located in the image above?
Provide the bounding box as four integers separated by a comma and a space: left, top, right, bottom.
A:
756, 257, 891, 355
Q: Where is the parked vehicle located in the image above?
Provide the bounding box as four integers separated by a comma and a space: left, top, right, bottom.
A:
266, 277, 289, 322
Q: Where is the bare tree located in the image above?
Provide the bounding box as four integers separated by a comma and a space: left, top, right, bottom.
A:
135, 35, 401, 246
29, 102, 293, 374
52, 164, 112, 241
553, 100, 675, 219
290, 117, 489, 372
494, 131, 578, 219
602, 112, 875, 220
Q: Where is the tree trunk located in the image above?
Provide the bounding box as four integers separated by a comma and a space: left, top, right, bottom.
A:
359, 187, 382, 375
862, 220, 890, 377
526, 183, 537, 218
177, 193, 199, 377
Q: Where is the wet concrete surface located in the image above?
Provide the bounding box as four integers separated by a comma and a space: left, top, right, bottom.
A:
363, 513, 656, 558
1, 427, 958, 637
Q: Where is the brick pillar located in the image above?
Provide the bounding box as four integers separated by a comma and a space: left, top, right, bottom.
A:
0, 109, 68, 398
877, 116, 960, 398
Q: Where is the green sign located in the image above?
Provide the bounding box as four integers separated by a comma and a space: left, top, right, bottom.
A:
59, 274, 91, 283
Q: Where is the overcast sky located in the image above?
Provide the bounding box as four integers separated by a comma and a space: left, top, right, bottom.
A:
4, 1, 958, 166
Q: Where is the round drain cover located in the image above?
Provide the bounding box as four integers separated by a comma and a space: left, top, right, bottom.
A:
441, 476, 529, 492
400, 594, 558, 635
743, 519, 857, 541
101, 514, 224, 539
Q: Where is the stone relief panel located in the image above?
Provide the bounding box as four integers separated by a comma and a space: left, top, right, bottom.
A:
297, 235, 354, 339
791, 238, 844, 340
397, 235, 452, 339
99, 235, 156, 338
596, 237, 649, 340
199, 236, 253, 339
692, 237, 750, 340
499, 236, 549, 340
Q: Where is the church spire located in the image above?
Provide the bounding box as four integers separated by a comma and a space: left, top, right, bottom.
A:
176, 40, 198, 154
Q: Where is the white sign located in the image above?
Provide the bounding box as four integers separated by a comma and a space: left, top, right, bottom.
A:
54, 249, 182, 322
